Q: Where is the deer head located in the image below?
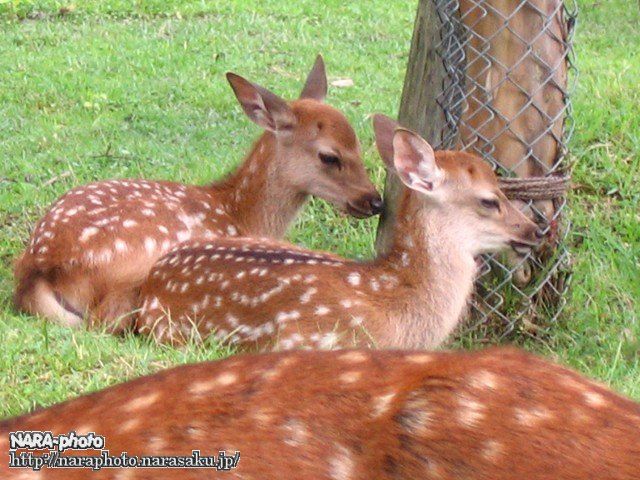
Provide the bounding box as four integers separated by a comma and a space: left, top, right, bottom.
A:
373, 114, 542, 258
226, 56, 382, 218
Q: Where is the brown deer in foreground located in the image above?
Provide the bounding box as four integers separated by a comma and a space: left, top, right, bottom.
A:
14, 56, 382, 332
136, 115, 542, 348
2, 347, 639, 479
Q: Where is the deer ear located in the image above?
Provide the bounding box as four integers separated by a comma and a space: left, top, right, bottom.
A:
392, 129, 444, 195
372, 114, 398, 169
226, 72, 296, 134
299, 55, 327, 101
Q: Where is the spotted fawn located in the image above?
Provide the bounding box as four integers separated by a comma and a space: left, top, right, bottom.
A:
2, 348, 638, 479
14, 56, 382, 332
136, 115, 542, 348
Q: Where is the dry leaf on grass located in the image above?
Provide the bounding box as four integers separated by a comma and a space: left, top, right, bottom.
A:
330, 78, 354, 88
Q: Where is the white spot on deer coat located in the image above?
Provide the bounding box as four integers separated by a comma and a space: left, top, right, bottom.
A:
147, 297, 160, 311
405, 353, 435, 364
469, 370, 499, 390
144, 237, 157, 255
79, 226, 99, 242
340, 351, 367, 363
349, 316, 364, 327
114, 239, 128, 253
482, 440, 504, 461
121, 418, 141, 432
339, 371, 362, 384
189, 372, 238, 395
125, 392, 160, 412
96, 249, 113, 263
458, 395, 485, 428
281, 418, 309, 447
275, 311, 301, 324
317, 332, 339, 350
584, 391, 607, 407
372, 392, 396, 418
514, 406, 552, 427
176, 230, 190, 242
347, 272, 361, 286
216, 372, 238, 386
300, 287, 317, 304
225, 314, 239, 327
279, 333, 304, 350
329, 445, 354, 480
340, 299, 354, 309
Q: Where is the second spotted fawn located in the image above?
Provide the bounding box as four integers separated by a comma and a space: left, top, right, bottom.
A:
14, 56, 382, 332
136, 115, 542, 348
2, 348, 639, 479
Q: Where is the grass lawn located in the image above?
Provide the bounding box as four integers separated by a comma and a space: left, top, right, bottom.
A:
0, 0, 638, 417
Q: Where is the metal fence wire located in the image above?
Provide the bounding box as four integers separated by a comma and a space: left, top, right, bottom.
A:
430, 0, 578, 340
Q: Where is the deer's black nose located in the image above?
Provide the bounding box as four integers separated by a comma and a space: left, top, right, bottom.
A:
535, 228, 546, 240
369, 196, 384, 215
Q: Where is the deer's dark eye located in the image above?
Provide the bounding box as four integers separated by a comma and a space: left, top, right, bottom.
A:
480, 198, 500, 211
319, 153, 341, 168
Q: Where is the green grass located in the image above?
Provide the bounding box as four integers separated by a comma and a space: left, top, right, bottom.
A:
0, 0, 638, 417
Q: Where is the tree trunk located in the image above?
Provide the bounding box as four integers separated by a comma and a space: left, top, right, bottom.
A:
375, 0, 449, 254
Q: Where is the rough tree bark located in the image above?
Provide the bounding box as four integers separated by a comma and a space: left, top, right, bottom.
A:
376, 0, 448, 254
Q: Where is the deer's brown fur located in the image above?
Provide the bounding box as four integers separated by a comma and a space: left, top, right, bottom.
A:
14, 56, 381, 331
2, 348, 638, 480
136, 117, 540, 348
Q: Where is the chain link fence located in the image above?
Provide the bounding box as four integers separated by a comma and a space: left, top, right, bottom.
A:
429, 0, 577, 340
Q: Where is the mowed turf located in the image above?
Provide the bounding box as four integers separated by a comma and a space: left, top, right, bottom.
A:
0, 0, 638, 417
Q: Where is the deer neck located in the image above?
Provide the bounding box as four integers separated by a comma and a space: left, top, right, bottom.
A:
212, 133, 308, 239
377, 190, 478, 349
